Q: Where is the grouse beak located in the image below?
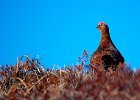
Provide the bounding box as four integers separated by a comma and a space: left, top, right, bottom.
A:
96, 25, 99, 29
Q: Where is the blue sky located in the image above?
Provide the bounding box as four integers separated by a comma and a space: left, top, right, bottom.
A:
0, 0, 140, 69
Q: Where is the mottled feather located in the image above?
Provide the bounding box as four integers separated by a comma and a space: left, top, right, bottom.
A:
90, 22, 124, 70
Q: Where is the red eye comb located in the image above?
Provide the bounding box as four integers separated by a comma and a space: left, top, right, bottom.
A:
98, 22, 106, 26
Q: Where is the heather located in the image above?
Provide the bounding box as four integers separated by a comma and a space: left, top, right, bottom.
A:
0, 53, 140, 100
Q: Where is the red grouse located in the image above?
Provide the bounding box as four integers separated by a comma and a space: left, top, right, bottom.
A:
90, 22, 125, 70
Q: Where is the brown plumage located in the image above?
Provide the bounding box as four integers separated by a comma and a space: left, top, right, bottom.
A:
90, 22, 125, 70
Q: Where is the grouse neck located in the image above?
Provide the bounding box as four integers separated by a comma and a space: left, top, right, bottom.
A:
99, 31, 113, 49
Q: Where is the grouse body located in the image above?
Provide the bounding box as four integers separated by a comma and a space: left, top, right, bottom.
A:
90, 22, 125, 70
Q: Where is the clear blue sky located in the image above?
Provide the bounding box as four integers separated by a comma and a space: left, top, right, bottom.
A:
0, 0, 140, 69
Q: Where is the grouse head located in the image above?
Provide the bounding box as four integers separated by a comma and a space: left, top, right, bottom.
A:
96, 22, 109, 34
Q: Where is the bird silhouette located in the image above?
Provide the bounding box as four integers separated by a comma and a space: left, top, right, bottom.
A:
90, 22, 125, 71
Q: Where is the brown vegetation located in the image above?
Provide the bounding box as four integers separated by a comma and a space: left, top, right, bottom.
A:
0, 55, 140, 100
